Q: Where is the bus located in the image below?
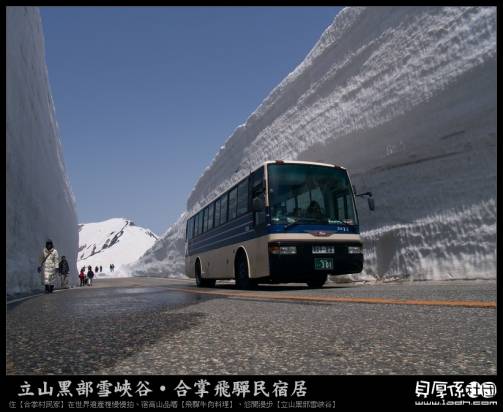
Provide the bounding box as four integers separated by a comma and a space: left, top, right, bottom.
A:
185, 160, 374, 289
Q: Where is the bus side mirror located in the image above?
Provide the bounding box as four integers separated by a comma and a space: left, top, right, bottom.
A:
252, 197, 265, 211
368, 197, 375, 211
356, 191, 375, 211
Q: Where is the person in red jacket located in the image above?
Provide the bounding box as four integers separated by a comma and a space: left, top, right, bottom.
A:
79, 268, 86, 287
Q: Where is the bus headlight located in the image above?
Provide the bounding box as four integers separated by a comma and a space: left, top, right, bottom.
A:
280, 246, 297, 255
347, 246, 362, 254
269, 245, 297, 255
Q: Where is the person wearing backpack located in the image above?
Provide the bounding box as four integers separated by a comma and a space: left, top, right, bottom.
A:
39, 239, 59, 293
58, 256, 70, 289
87, 267, 95, 286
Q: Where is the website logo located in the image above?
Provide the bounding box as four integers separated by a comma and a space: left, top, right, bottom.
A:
415, 380, 497, 406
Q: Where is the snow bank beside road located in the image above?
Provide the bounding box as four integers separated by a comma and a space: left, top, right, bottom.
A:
129, 6, 496, 281
123, 213, 187, 278
6, 7, 79, 297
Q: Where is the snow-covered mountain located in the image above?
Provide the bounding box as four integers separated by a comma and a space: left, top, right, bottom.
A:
7, 7, 79, 297
127, 6, 496, 281
77, 218, 158, 275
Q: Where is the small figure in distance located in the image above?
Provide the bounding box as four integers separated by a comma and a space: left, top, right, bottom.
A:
58, 255, 70, 289
79, 267, 86, 287
87, 267, 95, 286
39, 239, 59, 293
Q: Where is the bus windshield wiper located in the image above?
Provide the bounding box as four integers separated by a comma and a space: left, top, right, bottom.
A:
283, 217, 353, 230
284, 218, 302, 230
284, 217, 321, 230
328, 219, 352, 227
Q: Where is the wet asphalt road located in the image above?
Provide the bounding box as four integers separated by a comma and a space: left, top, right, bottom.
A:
6, 277, 497, 375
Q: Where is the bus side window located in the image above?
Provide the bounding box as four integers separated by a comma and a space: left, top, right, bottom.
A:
220, 193, 228, 225
214, 198, 221, 228
202, 207, 208, 233
187, 217, 194, 240
197, 211, 202, 237
237, 179, 248, 216
229, 187, 238, 220
208, 202, 214, 231
251, 167, 265, 226
194, 212, 199, 237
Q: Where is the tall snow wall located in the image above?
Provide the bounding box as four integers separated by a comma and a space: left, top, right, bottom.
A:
6, 7, 79, 297
128, 6, 496, 281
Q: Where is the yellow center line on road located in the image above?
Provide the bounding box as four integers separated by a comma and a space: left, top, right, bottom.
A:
163, 287, 496, 309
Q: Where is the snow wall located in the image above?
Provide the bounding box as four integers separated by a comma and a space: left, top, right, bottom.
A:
6, 7, 79, 297
128, 6, 497, 281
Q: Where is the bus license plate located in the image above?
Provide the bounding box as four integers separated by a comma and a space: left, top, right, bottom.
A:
314, 258, 333, 270
312, 245, 335, 254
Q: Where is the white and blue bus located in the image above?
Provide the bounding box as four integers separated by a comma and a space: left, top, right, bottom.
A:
185, 160, 373, 289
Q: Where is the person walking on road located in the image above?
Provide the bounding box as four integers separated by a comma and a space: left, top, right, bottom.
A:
58, 256, 70, 289
87, 267, 95, 286
100, 265, 102, 273
79, 268, 86, 287
39, 239, 59, 293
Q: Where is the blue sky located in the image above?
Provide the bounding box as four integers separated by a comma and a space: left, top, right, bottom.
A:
41, 6, 343, 235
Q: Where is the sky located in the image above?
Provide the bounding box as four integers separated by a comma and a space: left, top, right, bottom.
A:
40, 6, 343, 235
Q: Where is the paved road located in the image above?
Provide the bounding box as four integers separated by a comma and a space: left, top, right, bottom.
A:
6, 277, 496, 375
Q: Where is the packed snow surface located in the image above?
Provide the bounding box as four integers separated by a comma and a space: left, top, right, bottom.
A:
6, 7, 79, 297
127, 6, 496, 281
77, 218, 158, 275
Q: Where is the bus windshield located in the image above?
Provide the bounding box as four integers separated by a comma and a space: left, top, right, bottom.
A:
267, 163, 358, 226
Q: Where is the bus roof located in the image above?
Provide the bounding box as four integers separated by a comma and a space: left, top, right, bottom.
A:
263, 160, 346, 170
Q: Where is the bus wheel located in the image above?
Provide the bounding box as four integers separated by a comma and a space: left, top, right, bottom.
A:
235, 252, 255, 290
195, 260, 215, 288
306, 274, 327, 289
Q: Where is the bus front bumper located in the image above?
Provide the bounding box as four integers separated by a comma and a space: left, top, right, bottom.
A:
267, 241, 363, 281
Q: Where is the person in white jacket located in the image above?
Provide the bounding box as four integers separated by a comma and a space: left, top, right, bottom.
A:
39, 239, 59, 293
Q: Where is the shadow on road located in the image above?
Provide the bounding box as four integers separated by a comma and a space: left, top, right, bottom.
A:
188, 283, 350, 292
6, 286, 214, 374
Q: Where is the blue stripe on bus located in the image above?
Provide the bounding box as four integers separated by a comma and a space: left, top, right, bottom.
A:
267, 224, 360, 234
190, 213, 253, 246
189, 230, 259, 255
187, 220, 359, 256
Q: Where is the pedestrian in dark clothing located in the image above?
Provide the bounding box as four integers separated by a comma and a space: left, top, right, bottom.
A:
95, 266, 99, 274
58, 256, 70, 289
87, 268, 95, 286
111, 264, 115, 272
79, 268, 86, 287
100, 265, 102, 273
